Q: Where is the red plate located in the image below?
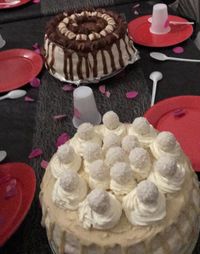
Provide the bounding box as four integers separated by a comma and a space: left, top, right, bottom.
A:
0, 49, 43, 92
0, 0, 31, 9
128, 15, 193, 47
0, 162, 36, 246
144, 96, 200, 172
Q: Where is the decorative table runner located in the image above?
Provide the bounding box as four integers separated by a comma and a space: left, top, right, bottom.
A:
40, 0, 133, 15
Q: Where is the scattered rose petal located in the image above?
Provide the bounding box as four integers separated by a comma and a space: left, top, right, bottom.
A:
105, 91, 111, 98
0, 174, 11, 185
74, 108, 81, 119
5, 179, 17, 199
34, 48, 41, 54
53, 114, 67, 120
99, 85, 106, 94
28, 148, 43, 159
0, 215, 4, 225
41, 160, 48, 169
62, 84, 74, 91
25, 96, 35, 102
56, 133, 70, 148
173, 108, 186, 117
172, 46, 184, 54
30, 77, 41, 88
126, 91, 138, 99
33, 0, 40, 3
132, 3, 140, 9
134, 10, 139, 15
164, 18, 169, 28
32, 42, 39, 49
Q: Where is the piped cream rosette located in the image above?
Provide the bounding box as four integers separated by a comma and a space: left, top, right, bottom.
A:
128, 117, 157, 148
70, 122, 102, 156
52, 169, 87, 210
123, 180, 166, 226
50, 143, 82, 178
96, 111, 127, 139
79, 188, 122, 230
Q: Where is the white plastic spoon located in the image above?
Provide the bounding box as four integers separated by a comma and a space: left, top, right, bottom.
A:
148, 17, 194, 25
0, 90, 27, 101
150, 52, 200, 63
0, 150, 7, 162
149, 71, 163, 107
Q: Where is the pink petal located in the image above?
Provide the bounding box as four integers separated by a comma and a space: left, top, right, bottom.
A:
126, 91, 138, 99
164, 18, 169, 28
28, 148, 43, 159
32, 42, 39, 49
34, 48, 41, 54
173, 108, 186, 117
33, 0, 40, 3
40, 160, 48, 169
0, 174, 11, 185
0, 215, 4, 225
74, 108, 81, 119
30, 77, 41, 88
53, 114, 67, 120
25, 96, 35, 102
134, 10, 139, 15
105, 91, 111, 98
99, 85, 106, 94
56, 133, 70, 148
172, 46, 184, 54
62, 84, 74, 91
5, 179, 17, 199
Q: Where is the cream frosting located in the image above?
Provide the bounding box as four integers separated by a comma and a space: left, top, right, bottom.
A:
129, 147, 151, 181
52, 171, 87, 210
121, 135, 140, 153
83, 143, 102, 173
50, 152, 82, 179
105, 146, 127, 167
79, 189, 122, 230
102, 133, 121, 151
123, 181, 166, 225
89, 160, 110, 190
148, 157, 185, 194
150, 131, 183, 161
128, 117, 157, 148
110, 162, 136, 195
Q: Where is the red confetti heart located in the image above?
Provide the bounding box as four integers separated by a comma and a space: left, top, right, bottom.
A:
126, 91, 138, 99
53, 114, 67, 120
74, 108, 81, 119
25, 96, 35, 102
30, 78, 40, 88
62, 84, 74, 91
5, 179, 17, 199
99, 85, 106, 94
105, 91, 111, 98
28, 148, 43, 159
40, 160, 48, 169
33, 0, 40, 3
172, 46, 184, 54
56, 133, 70, 148
0, 174, 11, 185
32, 42, 39, 49
173, 108, 186, 117
34, 48, 41, 54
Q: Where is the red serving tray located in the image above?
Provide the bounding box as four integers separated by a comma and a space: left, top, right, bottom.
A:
0, 162, 36, 246
0, 0, 31, 9
0, 49, 43, 92
144, 96, 200, 172
128, 15, 193, 47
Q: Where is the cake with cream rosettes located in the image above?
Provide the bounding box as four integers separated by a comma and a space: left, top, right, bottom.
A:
40, 111, 200, 254
44, 9, 138, 83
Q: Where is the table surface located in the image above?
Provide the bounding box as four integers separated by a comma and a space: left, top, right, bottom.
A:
0, 1, 200, 253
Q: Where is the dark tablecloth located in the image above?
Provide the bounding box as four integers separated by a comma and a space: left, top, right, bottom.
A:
0, 1, 200, 254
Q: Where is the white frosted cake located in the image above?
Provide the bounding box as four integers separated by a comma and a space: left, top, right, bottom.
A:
40, 111, 200, 254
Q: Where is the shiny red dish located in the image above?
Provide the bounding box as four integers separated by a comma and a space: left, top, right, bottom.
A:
144, 96, 200, 172
128, 15, 193, 47
0, 49, 43, 92
0, 162, 36, 246
0, 0, 31, 9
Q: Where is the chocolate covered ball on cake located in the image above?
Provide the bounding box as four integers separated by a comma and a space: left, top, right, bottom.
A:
44, 9, 138, 83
